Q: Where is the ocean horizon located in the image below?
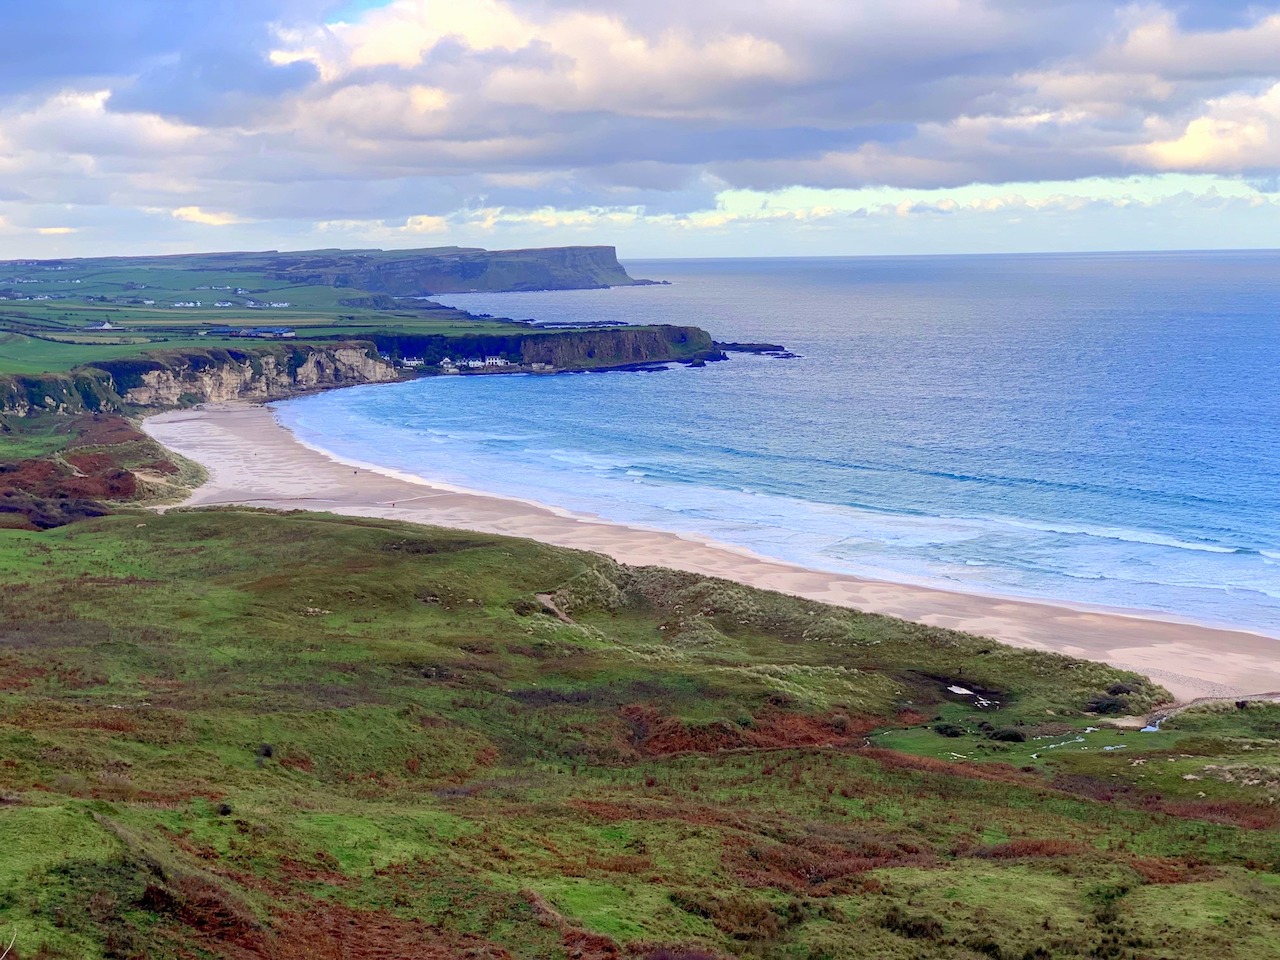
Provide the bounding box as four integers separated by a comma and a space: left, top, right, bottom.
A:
274, 251, 1280, 637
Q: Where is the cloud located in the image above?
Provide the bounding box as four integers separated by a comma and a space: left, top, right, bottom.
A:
1, 0, 1279, 256
172, 207, 251, 226
108, 49, 319, 125
1135, 82, 1280, 172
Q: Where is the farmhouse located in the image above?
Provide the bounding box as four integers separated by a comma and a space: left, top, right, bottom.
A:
197, 326, 295, 339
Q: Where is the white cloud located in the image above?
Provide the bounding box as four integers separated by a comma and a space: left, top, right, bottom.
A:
1136, 82, 1280, 171
172, 206, 250, 226
1105, 10, 1280, 79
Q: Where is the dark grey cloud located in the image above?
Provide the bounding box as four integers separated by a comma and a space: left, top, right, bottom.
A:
108, 50, 318, 124
1172, 0, 1270, 29
1, 1, 319, 89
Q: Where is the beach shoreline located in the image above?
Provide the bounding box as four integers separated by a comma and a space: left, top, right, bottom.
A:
143, 402, 1280, 703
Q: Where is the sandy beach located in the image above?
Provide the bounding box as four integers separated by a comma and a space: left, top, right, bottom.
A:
144, 402, 1280, 703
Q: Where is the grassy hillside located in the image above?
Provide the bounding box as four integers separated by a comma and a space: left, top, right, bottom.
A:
0, 246, 650, 377
0, 413, 203, 529
0, 248, 707, 390
1, 509, 1278, 959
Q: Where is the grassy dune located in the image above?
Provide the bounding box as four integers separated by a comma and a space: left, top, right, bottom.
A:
1, 509, 1278, 959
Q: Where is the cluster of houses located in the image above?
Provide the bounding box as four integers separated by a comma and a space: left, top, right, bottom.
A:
199, 326, 296, 339
2, 277, 82, 284
169, 297, 290, 309
438, 356, 512, 372
424, 356, 554, 374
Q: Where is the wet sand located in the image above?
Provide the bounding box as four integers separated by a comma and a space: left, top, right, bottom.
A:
144, 403, 1280, 702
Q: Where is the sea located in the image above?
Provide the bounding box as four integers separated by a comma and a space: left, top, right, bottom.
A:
274, 252, 1280, 636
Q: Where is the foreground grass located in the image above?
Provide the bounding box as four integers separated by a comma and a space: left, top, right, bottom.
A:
0, 510, 1277, 959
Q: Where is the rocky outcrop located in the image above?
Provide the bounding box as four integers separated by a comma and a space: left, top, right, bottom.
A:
0, 344, 397, 417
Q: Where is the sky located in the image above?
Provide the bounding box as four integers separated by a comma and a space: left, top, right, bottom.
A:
2, 0, 1279, 259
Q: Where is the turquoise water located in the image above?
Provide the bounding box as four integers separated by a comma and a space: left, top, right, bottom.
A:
275, 252, 1280, 634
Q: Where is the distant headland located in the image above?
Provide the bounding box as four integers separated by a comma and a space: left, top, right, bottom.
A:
1, 244, 661, 298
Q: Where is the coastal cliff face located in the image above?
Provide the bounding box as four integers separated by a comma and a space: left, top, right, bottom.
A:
0, 344, 396, 417
365, 324, 715, 369
123, 346, 395, 406
518, 326, 712, 367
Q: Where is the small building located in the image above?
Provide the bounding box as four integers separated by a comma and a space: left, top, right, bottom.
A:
83, 320, 117, 331
482, 356, 510, 367
214, 301, 234, 308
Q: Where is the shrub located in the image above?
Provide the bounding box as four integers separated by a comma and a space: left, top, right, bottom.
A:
933, 722, 966, 738
977, 839, 1089, 860
879, 905, 943, 940
510, 597, 541, 616
989, 727, 1027, 743
1086, 694, 1130, 715
966, 935, 1005, 958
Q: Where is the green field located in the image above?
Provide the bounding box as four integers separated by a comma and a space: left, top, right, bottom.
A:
1, 508, 1278, 959
0, 333, 208, 375
0, 249, 546, 376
